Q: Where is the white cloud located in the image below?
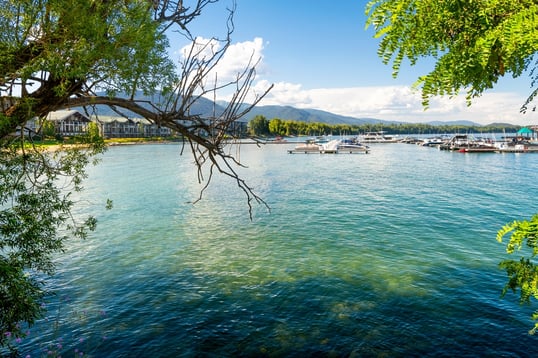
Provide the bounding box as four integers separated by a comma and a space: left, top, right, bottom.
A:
255, 81, 312, 106
181, 37, 538, 126
217, 37, 265, 79
179, 37, 265, 89
256, 84, 538, 125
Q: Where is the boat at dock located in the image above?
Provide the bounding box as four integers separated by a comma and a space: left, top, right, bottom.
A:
494, 143, 538, 153
287, 139, 322, 154
439, 134, 496, 152
493, 129, 538, 152
399, 136, 423, 144
420, 136, 449, 147
320, 139, 340, 154
334, 138, 369, 153
359, 131, 399, 143
287, 138, 369, 154
439, 134, 473, 151
458, 146, 497, 153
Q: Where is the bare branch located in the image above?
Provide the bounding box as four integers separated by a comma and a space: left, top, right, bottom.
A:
1, 0, 273, 218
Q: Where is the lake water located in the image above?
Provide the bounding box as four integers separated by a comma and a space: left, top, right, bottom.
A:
12, 142, 538, 357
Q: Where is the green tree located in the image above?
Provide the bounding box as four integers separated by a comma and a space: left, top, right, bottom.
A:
0, 138, 105, 350
366, 1, 538, 110
268, 118, 285, 136
248, 115, 270, 136
85, 122, 102, 142
0, 0, 270, 352
366, 0, 538, 331
41, 120, 56, 138
497, 215, 538, 334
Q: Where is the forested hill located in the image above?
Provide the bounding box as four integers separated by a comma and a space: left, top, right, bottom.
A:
222, 101, 493, 127
89, 94, 389, 125
89, 93, 507, 127
237, 104, 392, 126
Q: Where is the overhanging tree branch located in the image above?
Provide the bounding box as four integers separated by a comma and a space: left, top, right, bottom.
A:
1, 1, 271, 348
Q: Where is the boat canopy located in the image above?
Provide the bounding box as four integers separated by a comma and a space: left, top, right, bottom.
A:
517, 127, 534, 135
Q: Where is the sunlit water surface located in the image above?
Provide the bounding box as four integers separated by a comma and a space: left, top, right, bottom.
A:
13, 142, 538, 356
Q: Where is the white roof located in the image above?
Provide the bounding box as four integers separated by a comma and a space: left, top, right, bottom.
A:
46, 110, 88, 121
91, 115, 152, 125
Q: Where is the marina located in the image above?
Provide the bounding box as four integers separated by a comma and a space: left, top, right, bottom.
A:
285, 128, 538, 155
410, 127, 538, 153
5, 2, 538, 357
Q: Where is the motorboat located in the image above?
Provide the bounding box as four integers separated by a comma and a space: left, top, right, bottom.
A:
336, 138, 370, 153
440, 134, 498, 152
321, 139, 370, 154
359, 131, 399, 143
439, 134, 474, 151
287, 138, 370, 154
320, 139, 339, 153
287, 139, 322, 154
458, 145, 497, 153
494, 141, 538, 153
420, 136, 448, 147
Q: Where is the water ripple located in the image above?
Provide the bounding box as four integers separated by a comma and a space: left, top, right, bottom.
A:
14, 143, 538, 357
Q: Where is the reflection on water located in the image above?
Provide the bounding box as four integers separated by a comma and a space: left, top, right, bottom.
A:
11, 143, 538, 357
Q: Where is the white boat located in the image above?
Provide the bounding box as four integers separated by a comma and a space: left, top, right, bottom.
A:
321, 139, 370, 154
494, 142, 538, 153
439, 134, 473, 151
287, 140, 322, 154
288, 138, 370, 154
336, 138, 369, 153
319, 139, 338, 153
420, 136, 448, 147
359, 131, 399, 143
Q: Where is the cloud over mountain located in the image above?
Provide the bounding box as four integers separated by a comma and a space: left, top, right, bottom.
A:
175, 37, 537, 126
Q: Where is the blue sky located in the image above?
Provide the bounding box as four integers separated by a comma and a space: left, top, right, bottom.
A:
170, 0, 538, 125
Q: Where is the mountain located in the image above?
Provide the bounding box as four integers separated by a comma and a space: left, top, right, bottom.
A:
485, 122, 520, 128
78, 93, 486, 127
426, 120, 482, 126
239, 105, 394, 125
86, 95, 390, 125
235, 103, 485, 126
81, 93, 226, 119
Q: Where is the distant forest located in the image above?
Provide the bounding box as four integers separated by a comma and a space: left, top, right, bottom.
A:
248, 115, 521, 137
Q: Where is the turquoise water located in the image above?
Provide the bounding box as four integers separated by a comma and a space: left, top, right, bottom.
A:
15, 143, 538, 356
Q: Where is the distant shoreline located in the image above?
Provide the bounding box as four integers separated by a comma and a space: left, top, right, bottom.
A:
33, 137, 305, 152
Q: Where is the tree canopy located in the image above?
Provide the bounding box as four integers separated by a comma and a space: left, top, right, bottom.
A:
1, 0, 272, 170
1, 0, 270, 352
249, 117, 519, 137
497, 215, 538, 334
248, 115, 270, 136
366, 0, 538, 110
366, 0, 538, 333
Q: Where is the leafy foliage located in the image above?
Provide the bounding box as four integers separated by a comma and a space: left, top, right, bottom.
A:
366, 0, 538, 333
248, 115, 270, 136
366, 0, 538, 109
1, 0, 271, 216
0, 0, 175, 101
0, 135, 105, 349
1, 1, 270, 353
263, 117, 518, 137
497, 214, 538, 333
